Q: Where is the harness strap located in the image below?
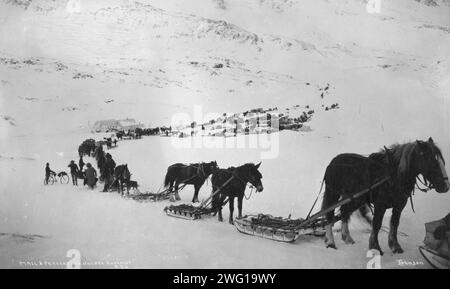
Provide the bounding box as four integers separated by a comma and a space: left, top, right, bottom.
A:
198, 175, 235, 210
410, 194, 415, 213
306, 178, 325, 219
416, 175, 432, 192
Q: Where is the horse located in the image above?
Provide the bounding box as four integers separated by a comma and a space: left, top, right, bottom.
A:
322, 138, 449, 255
116, 131, 124, 140
112, 164, 131, 195
163, 161, 218, 203
211, 162, 264, 224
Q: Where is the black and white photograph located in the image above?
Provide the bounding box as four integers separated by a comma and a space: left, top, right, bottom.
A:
0, 0, 449, 272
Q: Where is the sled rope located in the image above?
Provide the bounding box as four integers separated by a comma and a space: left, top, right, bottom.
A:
197, 175, 235, 211
306, 177, 326, 220
301, 176, 391, 229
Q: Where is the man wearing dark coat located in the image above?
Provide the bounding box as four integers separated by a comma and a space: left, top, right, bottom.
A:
45, 163, 55, 185
68, 160, 79, 186
85, 163, 97, 189
102, 153, 116, 192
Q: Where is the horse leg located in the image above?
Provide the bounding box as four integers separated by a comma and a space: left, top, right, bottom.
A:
228, 196, 235, 225
192, 185, 200, 203
323, 189, 339, 249
217, 195, 225, 222
237, 195, 243, 219
341, 204, 355, 245
369, 205, 386, 255
388, 205, 405, 254
174, 182, 181, 201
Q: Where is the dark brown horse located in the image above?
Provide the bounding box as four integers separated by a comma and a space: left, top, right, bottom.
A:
164, 161, 218, 203
211, 162, 264, 224
322, 138, 449, 254
112, 164, 131, 195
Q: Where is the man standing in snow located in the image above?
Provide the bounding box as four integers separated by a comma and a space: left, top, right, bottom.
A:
68, 160, 79, 186
44, 163, 55, 185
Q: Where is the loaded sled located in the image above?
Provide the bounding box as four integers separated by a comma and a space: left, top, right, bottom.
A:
124, 182, 191, 202
164, 175, 235, 220
234, 214, 327, 242
164, 204, 213, 220
234, 176, 390, 243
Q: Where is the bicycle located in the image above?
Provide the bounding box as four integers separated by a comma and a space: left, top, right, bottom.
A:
44, 172, 69, 185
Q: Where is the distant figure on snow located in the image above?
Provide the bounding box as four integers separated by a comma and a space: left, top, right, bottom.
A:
44, 163, 55, 185
68, 160, 79, 186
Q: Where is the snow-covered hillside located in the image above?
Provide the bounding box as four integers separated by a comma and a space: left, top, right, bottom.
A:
0, 0, 449, 268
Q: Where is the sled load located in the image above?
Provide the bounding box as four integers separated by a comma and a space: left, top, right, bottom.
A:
122, 190, 171, 202
419, 213, 450, 269
234, 214, 327, 242
124, 182, 191, 202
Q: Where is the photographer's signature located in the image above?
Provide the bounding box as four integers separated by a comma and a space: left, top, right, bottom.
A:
396, 259, 424, 267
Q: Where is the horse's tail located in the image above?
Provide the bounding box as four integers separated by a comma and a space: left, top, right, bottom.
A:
163, 170, 172, 189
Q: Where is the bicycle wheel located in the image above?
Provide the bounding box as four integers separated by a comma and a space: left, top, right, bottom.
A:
46, 176, 54, 185
60, 174, 69, 184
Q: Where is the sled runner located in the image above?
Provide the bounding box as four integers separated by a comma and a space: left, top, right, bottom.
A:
234, 176, 390, 243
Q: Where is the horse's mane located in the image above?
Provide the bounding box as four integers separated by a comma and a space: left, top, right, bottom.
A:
384, 142, 418, 180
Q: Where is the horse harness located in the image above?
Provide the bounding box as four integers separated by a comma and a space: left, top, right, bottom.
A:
212, 168, 259, 201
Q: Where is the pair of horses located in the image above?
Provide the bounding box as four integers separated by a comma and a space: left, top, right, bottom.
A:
165, 138, 449, 255
164, 161, 264, 224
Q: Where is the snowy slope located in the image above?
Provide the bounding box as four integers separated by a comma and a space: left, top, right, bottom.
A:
0, 0, 450, 268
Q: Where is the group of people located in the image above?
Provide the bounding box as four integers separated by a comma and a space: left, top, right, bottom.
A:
44, 156, 100, 189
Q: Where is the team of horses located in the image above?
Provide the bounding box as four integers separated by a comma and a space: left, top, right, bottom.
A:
78, 136, 448, 254
163, 137, 449, 254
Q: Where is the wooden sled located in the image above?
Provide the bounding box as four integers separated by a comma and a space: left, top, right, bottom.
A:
419, 246, 450, 269
234, 214, 326, 243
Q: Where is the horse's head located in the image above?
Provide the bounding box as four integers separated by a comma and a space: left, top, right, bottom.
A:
208, 161, 219, 174
416, 138, 449, 193
118, 164, 131, 181
246, 162, 264, 192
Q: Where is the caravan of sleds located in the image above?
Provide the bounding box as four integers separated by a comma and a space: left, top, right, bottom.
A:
76, 136, 450, 268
